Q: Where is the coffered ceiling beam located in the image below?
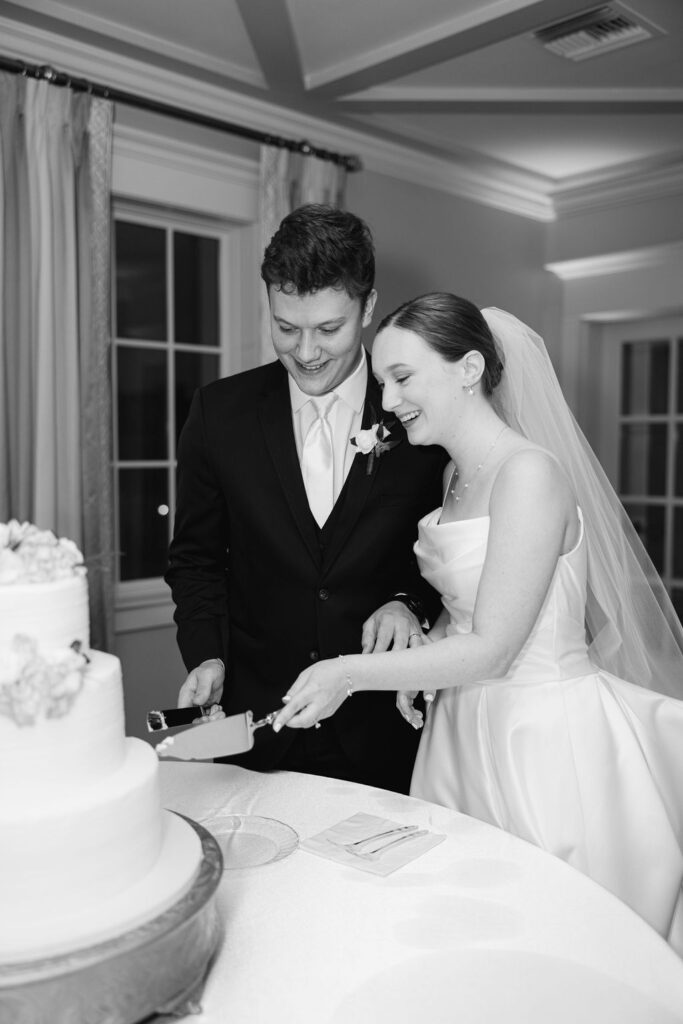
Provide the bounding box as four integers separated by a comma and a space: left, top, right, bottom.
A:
309, 0, 599, 98
235, 0, 304, 93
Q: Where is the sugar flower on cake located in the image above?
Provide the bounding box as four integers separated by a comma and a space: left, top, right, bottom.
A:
0, 636, 87, 726
0, 520, 84, 583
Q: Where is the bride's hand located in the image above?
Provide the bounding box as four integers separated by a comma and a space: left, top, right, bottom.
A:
272, 660, 349, 732
396, 690, 424, 729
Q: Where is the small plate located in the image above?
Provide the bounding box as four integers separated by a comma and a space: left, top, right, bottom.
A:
201, 814, 299, 869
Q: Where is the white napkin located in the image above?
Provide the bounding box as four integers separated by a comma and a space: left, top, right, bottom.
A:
301, 811, 445, 876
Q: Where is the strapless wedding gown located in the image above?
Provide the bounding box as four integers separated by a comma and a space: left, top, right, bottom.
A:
411, 507, 683, 948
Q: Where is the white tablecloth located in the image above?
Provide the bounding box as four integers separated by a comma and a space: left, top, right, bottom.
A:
160, 762, 683, 1024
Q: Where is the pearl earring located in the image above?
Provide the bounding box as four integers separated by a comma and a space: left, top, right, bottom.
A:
463, 384, 475, 396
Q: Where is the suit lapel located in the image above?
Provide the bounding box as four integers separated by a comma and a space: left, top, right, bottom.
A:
257, 371, 321, 567
321, 371, 397, 570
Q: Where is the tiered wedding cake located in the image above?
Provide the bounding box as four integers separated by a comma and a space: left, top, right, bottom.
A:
0, 521, 202, 963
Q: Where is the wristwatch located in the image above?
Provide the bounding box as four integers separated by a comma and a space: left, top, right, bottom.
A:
391, 592, 427, 625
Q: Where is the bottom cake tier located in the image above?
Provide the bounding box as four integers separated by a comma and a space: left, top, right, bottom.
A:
0, 816, 223, 1024
0, 808, 203, 963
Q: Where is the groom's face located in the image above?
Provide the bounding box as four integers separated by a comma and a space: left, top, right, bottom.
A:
269, 285, 376, 396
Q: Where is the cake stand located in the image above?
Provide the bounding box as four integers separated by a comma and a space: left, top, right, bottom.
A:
0, 815, 223, 1024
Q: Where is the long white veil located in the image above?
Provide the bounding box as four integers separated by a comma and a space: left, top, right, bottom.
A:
482, 307, 683, 698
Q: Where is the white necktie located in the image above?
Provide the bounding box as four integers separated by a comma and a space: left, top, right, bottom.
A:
302, 394, 336, 527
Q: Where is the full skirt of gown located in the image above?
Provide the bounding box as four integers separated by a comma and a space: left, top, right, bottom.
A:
410, 508, 683, 951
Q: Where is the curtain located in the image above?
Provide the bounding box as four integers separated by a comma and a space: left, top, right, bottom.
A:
0, 74, 115, 651
258, 144, 347, 365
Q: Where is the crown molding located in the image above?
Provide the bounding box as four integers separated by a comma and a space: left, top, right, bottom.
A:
545, 241, 683, 281
345, 86, 683, 103
1, 15, 679, 223
355, 136, 555, 221
551, 155, 683, 216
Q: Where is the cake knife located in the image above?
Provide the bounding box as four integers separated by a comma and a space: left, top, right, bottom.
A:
153, 709, 278, 760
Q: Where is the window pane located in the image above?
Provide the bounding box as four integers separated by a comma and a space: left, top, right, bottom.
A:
674, 507, 683, 578
115, 222, 167, 340
621, 340, 669, 415
175, 351, 220, 443
624, 503, 665, 573
117, 347, 167, 460
119, 468, 170, 580
174, 233, 219, 346
619, 423, 667, 496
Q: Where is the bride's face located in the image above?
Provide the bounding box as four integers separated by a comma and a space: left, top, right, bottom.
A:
372, 325, 463, 446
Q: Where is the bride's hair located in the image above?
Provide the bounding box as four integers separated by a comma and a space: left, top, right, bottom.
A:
376, 292, 504, 395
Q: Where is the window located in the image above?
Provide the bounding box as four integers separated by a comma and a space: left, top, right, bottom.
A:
595, 317, 683, 623
113, 206, 228, 597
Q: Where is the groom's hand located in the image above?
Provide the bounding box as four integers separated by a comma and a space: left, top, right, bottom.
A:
178, 658, 225, 709
362, 600, 423, 653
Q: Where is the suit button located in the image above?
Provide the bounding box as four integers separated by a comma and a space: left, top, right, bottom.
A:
318, 588, 329, 601
309, 650, 319, 662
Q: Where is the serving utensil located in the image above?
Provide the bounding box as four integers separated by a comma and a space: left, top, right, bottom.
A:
154, 709, 278, 760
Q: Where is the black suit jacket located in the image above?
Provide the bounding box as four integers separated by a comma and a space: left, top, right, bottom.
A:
166, 356, 447, 791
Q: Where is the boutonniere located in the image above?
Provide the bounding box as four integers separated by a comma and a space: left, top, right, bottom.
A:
350, 408, 401, 475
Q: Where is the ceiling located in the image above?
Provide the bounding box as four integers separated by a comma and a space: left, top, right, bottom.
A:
2, 0, 683, 210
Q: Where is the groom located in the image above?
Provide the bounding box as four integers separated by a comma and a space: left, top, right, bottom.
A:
165, 204, 446, 793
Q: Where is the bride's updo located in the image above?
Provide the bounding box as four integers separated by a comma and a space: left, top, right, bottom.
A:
376, 292, 504, 396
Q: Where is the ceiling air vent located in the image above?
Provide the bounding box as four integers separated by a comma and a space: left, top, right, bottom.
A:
534, 4, 662, 61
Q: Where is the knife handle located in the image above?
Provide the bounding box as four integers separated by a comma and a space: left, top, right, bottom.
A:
252, 710, 280, 730
146, 706, 210, 732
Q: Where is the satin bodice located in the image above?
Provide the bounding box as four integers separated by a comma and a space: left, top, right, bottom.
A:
414, 508, 593, 684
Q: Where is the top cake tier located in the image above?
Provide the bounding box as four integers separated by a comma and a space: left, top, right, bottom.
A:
0, 520, 89, 649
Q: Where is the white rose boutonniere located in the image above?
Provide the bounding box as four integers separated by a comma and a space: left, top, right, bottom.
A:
350, 408, 401, 475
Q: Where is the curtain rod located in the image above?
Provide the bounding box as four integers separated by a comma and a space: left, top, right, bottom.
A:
0, 54, 362, 172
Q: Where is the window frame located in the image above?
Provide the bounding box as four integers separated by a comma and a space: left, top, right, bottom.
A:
112, 200, 236, 632
596, 315, 683, 615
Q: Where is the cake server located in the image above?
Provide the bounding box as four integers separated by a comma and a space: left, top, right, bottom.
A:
154, 709, 278, 760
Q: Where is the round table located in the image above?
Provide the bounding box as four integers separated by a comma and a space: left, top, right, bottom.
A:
160, 762, 683, 1024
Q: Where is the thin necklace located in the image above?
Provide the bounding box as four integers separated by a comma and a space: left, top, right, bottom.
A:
449, 425, 507, 501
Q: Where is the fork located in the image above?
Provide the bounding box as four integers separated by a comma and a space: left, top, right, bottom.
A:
328, 824, 418, 851
348, 829, 429, 858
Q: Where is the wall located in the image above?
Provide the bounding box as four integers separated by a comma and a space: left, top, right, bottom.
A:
547, 192, 683, 264
348, 169, 549, 332
119, 623, 186, 737
544, 192, 683, 419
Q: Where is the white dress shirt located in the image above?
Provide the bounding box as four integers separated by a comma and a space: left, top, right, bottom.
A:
289, 350, 367, 506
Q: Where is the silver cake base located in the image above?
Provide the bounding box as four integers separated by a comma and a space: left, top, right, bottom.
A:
0, 815, 223, 1024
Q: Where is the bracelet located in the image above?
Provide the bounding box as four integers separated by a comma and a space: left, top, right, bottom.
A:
338, 654, 353, 698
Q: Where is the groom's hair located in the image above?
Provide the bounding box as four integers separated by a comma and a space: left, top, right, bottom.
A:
261, 204, 375, 306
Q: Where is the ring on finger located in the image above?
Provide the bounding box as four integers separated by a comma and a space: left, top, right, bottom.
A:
409, 632, 421, 640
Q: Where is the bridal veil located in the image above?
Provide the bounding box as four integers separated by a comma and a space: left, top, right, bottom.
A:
482, 307, 683, 699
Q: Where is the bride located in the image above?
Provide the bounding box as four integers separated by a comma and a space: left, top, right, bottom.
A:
272, 293, 683, 951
